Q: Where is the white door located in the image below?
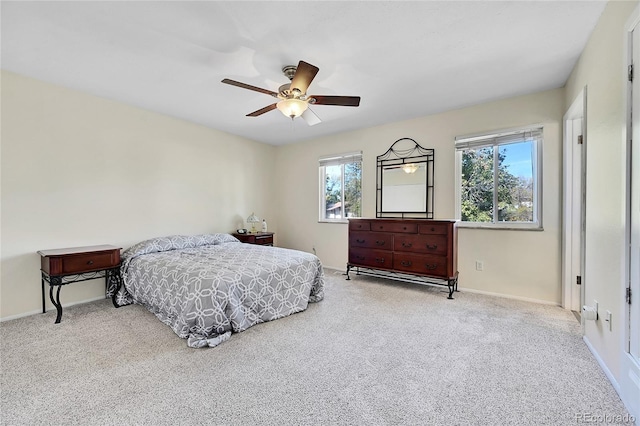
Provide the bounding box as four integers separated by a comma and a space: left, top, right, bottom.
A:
563, 93, 585, 313
570, 118, 584, 313
621, 19, 640, 420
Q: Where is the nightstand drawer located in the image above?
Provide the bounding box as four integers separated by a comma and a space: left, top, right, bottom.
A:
254, 235, 273, 245
60, 252, 119, 274
42, 250, 120, 275
233, 232, 275, 246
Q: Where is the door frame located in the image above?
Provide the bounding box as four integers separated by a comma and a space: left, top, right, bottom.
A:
562, 89, 586, 314
621, 5, 640, 419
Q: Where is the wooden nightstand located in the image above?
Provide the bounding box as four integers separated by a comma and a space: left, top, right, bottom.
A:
38, 245, 122, 323
233, 232, 274, 246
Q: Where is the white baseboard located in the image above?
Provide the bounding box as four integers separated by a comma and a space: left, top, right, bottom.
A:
324, 265, 346, 273
337, 266, 561, 306
0, 295, 106, 322
582, 336, 624, 402
457, 286, 560, 306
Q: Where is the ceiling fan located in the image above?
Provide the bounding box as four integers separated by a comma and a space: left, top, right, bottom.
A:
221, 60, 360, 126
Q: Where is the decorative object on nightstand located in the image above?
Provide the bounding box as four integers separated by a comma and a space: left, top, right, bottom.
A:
37, 244, 122, 323
262, 219, 268, 232
247, 212, 260, 233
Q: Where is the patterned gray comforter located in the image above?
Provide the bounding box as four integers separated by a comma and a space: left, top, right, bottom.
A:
113, 234, 324, 348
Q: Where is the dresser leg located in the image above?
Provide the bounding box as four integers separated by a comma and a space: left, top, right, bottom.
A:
49, 284, 63, 323
447, 278, 455, 300
345, 264, 351, 280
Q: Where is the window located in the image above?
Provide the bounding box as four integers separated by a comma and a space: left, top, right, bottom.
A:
319, 152, 362, 222
455, 127, 542, 229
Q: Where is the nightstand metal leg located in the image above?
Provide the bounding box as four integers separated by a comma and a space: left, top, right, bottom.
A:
109, 268, 123, 308
49, 283, 63, 324
41, 276, 46, 314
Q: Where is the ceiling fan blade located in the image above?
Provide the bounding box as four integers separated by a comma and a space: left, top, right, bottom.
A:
221, 79, 278, 97
311, 95, 361, 107
301, 108, 322, 126
247, 103, 277, 117
289, 61, 319, 94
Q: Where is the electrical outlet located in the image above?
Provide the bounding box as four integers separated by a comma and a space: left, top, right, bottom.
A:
475, 261, 484, 271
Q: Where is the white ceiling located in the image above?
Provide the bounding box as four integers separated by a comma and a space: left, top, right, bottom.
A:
1, 1, 607, 146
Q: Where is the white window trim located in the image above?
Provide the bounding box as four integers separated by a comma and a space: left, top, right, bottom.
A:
454, 125, 543, 230
318, 151, 363, 223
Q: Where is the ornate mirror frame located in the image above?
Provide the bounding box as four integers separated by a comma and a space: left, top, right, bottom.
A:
376, 138, 434, 218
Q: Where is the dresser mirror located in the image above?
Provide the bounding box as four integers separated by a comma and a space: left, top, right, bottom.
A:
376, 138, 434, 218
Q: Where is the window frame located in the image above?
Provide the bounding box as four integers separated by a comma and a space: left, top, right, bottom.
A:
318, 151, 363, 223
454, 125, 543, 230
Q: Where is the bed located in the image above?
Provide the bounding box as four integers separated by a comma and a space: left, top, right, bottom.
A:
110, 233, 324, 348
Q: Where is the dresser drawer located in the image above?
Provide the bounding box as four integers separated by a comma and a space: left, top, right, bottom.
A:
349, 248, 393, 269
394, 234, 448, 256
41, 251, 120, 275
418, 222, 450, 235
350, 232, 393, 250
393, 253, 448, 278
370, 221, 418, 233
349, 220, 371, 231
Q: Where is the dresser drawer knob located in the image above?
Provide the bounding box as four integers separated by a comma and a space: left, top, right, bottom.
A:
425, 263, 437, 270
87, 260, 94, 265
375, 257, 385, 264
431, 227, 435, 232
356, 255, 365, 261
401, 260, 412, 267
375, 240, 386, 246
402, 242, 413, 248
426, 244, 438, 250
356, 239, 366, 244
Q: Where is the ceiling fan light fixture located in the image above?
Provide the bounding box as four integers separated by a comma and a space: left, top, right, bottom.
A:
402, 163, 419, 174
276, 98, 308, 119
222, 60, 360, 124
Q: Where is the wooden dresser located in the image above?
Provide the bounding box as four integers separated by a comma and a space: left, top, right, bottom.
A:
346, 218, 458, 298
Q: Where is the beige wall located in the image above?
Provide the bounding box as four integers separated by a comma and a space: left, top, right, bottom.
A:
275, 88, 564, 304
564, 0, 638, 384
0, 71, 276, 319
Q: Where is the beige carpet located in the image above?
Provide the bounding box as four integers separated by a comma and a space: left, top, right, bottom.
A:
0, 269, 633, 425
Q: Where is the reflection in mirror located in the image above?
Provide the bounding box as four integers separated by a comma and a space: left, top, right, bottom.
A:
376, 138, 434, 218
381, 163, 427, 212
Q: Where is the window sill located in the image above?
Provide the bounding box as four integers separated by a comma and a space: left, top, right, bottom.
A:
456, 222, 543, 231
318, 220, 349, 224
